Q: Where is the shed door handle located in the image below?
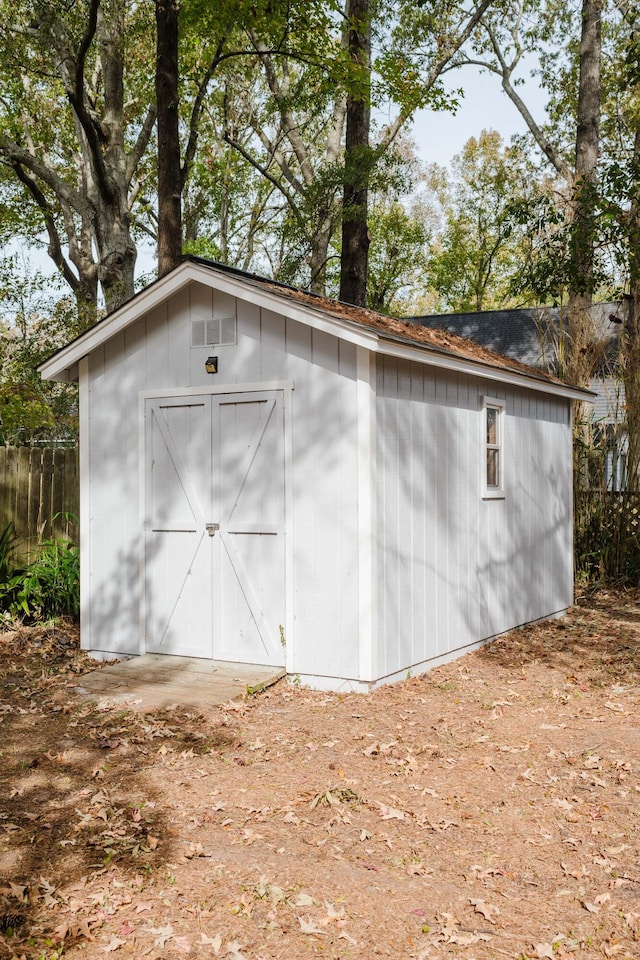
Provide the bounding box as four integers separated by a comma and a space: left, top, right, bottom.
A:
206, 522, 220, 537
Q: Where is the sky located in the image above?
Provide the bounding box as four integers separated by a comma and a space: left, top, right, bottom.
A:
408, 65, 546, 169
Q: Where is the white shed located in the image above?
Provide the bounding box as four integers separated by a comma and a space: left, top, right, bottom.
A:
40, 258, 589, 691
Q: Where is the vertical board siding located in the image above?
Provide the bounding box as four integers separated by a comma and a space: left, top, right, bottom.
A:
376, 357, 573, 679
291, 327, 359, 680
88, 336, 141, 654
0, 446, 78, 562
85, 282, 360, 678
82, 274, 573, 682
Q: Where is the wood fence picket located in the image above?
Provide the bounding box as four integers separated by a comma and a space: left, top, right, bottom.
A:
0, 446, 79, 561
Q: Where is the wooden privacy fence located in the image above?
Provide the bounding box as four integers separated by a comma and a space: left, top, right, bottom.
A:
0, 446, 79, 562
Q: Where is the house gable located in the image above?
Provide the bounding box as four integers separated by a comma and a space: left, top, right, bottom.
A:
40, 258, 591, 403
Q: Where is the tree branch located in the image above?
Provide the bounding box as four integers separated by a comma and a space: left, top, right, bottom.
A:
182, 36, 228, 187
62, 0, 115, 202
182, 40, 333, 189
0, 135, 91, 219
10, 161, 79, 292
222, 132, 304, 227
378, 0, 495, 152
249, 38, 317, 187
126, 104, 157, 186
476, 22, 574, 183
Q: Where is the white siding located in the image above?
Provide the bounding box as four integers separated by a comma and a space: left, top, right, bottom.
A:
84, 283, 360, 681
375, 356, 572, 680
590, 375, 624, 424
82, 276, 574, 688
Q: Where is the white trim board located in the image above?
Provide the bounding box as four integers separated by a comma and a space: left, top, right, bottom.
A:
78, 357, 91, 652
294, 608, 569, 692
356, 346, 376, 682
378, 337, 592, 403
138, 380, 293, 400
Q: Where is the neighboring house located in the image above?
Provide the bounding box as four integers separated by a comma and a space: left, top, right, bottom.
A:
412, 303, 627, 490
39, 258, 589, 691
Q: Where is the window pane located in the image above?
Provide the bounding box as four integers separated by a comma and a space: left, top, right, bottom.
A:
487, 448, 499, 487
486, 407, 497, 444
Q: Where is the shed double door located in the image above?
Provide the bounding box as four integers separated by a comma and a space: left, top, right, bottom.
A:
144, 391, 285, 666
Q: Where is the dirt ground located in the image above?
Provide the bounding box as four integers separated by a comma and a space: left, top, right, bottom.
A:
1, 590, 640, 960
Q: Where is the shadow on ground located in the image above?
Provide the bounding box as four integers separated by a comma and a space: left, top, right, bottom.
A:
0, 623, 242, 958
477, 587, 640, 684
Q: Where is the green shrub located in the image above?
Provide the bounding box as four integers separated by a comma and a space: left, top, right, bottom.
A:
0, 522, 18, 583
15, 538, 80, 619
0, 523, 24, 616
0, 524, 79, 621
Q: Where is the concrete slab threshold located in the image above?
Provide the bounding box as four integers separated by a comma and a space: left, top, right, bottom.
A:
73, 654, 286, 712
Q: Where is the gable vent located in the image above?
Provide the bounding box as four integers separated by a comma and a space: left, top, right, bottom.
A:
191, 315, 236, 348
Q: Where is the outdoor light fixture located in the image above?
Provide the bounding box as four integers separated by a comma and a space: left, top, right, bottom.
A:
205, 356, 218, 374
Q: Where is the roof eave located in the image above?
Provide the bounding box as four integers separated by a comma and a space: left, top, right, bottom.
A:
375, 332, 595, 402
38, 259, 593, 402
38, 261, 197, 381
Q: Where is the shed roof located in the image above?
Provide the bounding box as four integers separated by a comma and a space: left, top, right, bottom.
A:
412, 303, 623, 374
39, 257, 593, 402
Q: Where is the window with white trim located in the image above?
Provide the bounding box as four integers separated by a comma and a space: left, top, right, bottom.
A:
482, 397, 505, 498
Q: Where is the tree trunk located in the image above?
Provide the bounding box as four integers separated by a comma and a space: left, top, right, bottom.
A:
566, 0, 601, 489
566, 0, 601, 387
155, 0, 182, 277
339, 0, 371, 307
623, 128, 640, 492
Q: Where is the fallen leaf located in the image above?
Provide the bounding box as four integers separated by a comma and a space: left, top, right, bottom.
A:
605, 845, 629, 856
339, 931, 357, 944
469, 898, 500, 924
450, 932, 491, 945
173, 936, 192, 953
581, 900, 600, 913
534, 943, 555, 959
134, 901, 153, 914
184, 841, 208, 858
102, 936, 126, 953
325, 901, 346, 921
9, 883, 27, 902
298, 916, 326, 935
292, 892, 315, 907
225, 940, 247, 958
53, 917, 98, 943
255, 877, 286, 906
200, 931, 223, 951
584, 755, 602, 769
377, 802, 405, 820
150, 922, 174, 947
